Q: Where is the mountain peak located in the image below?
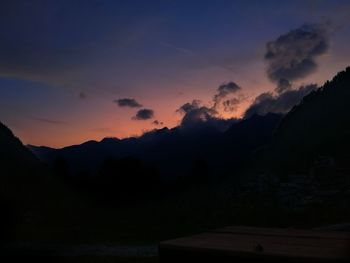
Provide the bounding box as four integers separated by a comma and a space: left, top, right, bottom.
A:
0, 122, 15, 138
0, 121, 40, 173
266, 66, 350, 171
100, 137, 120, 143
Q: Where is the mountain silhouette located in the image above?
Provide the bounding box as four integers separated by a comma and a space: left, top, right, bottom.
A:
0, 122, 96, 260
1, 67, 350, 253
0, 122, 39, 174
259, 67, 350, 172
29, 113, 282, 179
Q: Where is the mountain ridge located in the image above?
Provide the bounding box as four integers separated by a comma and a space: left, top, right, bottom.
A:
259, 67, 350, 172
28, 113, 283, 178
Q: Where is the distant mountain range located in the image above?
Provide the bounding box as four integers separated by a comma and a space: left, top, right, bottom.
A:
1, 67, 350, 250
28, 113, 283, 179
3, 66, 350, 182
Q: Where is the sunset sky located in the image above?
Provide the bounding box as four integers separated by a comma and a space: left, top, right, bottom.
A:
1, 0, 350, 148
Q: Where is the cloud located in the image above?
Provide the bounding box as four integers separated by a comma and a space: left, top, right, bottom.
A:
212, 82, 247, 114
115, 98, 143, 108
176, 100, 236, 132
275, 78, 292, 94
265, 23, 329, 82
176, 99, 202, 114
30, 117, 68, 125
176, 100, 218, 128
175, 81, 245, 131
243, 23, 328, 118
160, 42, 237, 73
216, 82, 241, 97
222, 98, 242, 112
213, 82, 241, 109
152, 120, 164, 126
172, 23, 332, 126
244, 84, 317, 118
79, 92, 87, 99
179, 104, 217, 128
132, 109, 154, 120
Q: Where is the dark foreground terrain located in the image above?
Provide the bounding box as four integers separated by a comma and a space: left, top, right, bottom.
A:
1, 68, 350, 262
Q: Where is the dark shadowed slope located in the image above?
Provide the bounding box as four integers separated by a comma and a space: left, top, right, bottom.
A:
223, 113, 282, 155
260, 67, 350, 172
236, 67, 350, 223
0, 122, 94, 250
0, 122, 39, 174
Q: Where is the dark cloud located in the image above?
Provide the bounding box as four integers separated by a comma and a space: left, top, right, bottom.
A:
132, 109, 154, 120
79, 92, 87, 99
176, 99, 202, 114
265, 24, 329, 82
176, 81, 244, 131
213, 82, 241, 109
176, 100, 236, 132
222, 98, 241, 112
152, 120, 164, 126
180, 106, 217, 128
216, 82, 241, 98
115, 98, 143, 108
243, 24, 327, 118
275, 78, 292, 94
244, 84, 317, 118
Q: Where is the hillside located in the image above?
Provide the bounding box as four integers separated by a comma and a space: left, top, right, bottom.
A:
0, 122, 94, 252
0, 122, 39, 174
263, 67, 350, 172
240, 67, 350, 218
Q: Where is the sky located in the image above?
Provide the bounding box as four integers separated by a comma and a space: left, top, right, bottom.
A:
0, 0, 350, 148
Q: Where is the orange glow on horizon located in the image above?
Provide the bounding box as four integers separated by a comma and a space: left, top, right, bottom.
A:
16, 99, 252, 148
13, 80, 271, 148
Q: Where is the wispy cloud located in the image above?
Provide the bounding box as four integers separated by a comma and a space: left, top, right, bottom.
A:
160, 42, 238, 73
29, 116, 68, 125
91, 127, 115, 133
